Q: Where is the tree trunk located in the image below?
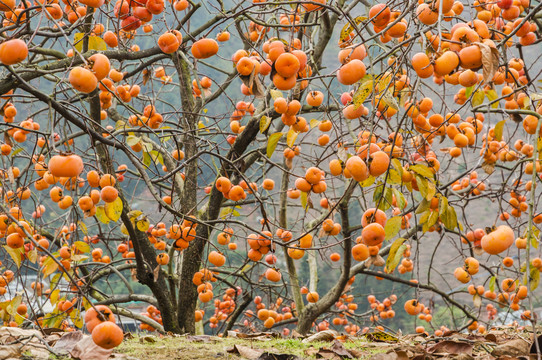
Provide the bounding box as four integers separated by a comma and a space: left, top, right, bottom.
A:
89, 92, 181, 333
295, 181, 355, 334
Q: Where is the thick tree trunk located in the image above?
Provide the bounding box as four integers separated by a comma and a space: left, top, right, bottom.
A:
172, 55, 202, 334
89, 92, 181, 333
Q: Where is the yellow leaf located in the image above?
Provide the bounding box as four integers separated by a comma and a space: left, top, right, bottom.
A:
50, 289, 60, 304
287, 128, 298, 148
95, 206, 110, 224
270, 89, 283, 100
266, 132, 283, 158
104, 197, 123, 222
77, 221, 88, 235
3, 246, 23, 268
73, 241, 90, 254
27, 249, 37, 264
339, 16, 367, 44
259, 116, 271, 133
353, 80, 373, 110
310, 119, 321, 128
384, 216, 402, 240
376, 73, 393, 93
70, 309, 84, 329
359, 175, 375, 187
42, 256, 59, 278
136, 218, 150, 232
74, 33, 107, 52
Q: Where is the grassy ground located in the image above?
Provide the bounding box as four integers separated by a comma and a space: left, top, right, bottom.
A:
116, 334, 389, 360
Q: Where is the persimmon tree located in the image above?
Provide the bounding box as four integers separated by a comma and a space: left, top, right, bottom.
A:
0, 0, 541, 347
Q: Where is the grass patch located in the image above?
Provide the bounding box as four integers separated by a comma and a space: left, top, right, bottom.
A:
116, 334, 388, 360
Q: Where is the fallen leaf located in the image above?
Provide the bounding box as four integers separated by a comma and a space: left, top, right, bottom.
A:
70, 335, 113, 360
303, 330, 338, 343
227, 344, 264, 359
139, 335, 157, 343
257, 353, 301, 360
492, 338, 530, 357
52, 331, 85, 354
316, 340, 358, 359
427, 340, 473, 355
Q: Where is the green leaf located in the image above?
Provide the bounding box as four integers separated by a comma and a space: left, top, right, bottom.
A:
471, 90, 485, 107
95, 206, 111, 224
409, 164, 434, 178
353, 80, 373, 109
259, 116, 271, 133
126, 135, 140, 146
376, 72, 394, 93
104, 197, 123, 222
465, 86, 474, 98
385, 238, 406, 273
384, 216, 402, 240
10, 147, 23, 157
286, 128, 298, 148
3, 246, 23, 268
74, 33, 107, 52
50, 273, 62, 290
494, 120, 505, 141
142, 151, 151, 167
266, 132, 283, 158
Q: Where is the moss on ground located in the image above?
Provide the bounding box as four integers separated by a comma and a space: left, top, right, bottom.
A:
116, 334, 388, 360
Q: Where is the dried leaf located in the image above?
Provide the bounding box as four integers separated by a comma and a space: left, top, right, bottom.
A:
475, 42, 500, 84
227, 345, 264, 359
427, 340, 473, 355
302, 330, 337, 343
69, 334, 113, 360
492, 339, 530, 357
481, 160, 495, 175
